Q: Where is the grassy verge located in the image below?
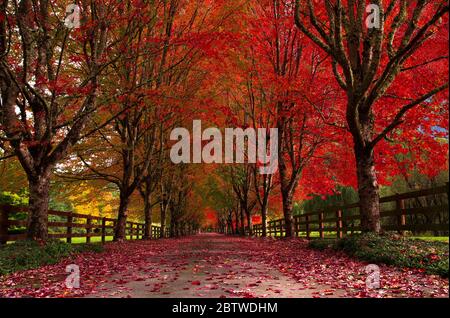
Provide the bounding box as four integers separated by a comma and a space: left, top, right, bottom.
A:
65, 235, 136, 244
309, 233, 449, 278
410, 236, 449, 242
0, 240, 103, 276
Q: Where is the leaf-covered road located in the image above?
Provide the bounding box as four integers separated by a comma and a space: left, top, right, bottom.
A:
1, 234, 448, 298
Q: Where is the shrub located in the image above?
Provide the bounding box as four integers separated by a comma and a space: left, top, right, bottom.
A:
0, 240, 103, 276
309, 233, 449, 278
308, 239, 334, 251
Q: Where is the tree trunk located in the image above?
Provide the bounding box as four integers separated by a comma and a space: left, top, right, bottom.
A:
240, 206, 245, 235
261, 203, 268, 237
114, 193, 129, 241
234, 209, 240, 235
160, 204, 167, 238
170, 218, 175, 237
143, 193, 152, 239
281, 190, 294, 237
27, 172, 51, 241
355, 146, 381, 233
245, 208, 253, 236
277, 115, 295, 238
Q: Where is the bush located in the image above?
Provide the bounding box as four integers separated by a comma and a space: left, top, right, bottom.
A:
309, 233, 449, 278
0, 240, 103, 276
308, 239, 334, 251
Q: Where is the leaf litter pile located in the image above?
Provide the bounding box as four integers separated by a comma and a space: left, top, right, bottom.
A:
0, 234, 448, 298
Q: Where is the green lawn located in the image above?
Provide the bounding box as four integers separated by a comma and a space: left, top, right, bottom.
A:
265, 231, 449, 242
61, 236, 138, 244
410, 236, 449, 243
7, 235, 140, 244
266, 231, 360, 238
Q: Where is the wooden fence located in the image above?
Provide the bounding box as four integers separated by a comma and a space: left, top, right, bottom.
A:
247, 184, 449, 238
0, 205, 170, 244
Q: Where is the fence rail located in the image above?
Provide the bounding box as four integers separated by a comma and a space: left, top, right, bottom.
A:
247, 184, 449, 238
0, 205, 170, 244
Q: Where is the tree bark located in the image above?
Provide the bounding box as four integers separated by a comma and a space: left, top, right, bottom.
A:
234, 209, 240, 235
240, 206, 245, 235
143, 193, 152, 239
114, 193, 129, 241
355, 145, 381, 233
160, 204, 167, 238
27, 172, 51, 240
261, 203, 268, 237
278, 111, 296, 238
245, 208, 253, 236
281, 189, 295, 237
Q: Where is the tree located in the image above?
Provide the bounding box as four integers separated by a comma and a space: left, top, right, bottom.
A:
294, 0, 449, 232
242, 0, 339, 237
0, 1, 123, 240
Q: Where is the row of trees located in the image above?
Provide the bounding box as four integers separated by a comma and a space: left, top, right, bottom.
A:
210, 0, 448, 236
0, 0, 448, 241
0, 0, 234, 241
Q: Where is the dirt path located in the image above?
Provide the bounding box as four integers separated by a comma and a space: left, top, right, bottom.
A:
88, 233, 343, 298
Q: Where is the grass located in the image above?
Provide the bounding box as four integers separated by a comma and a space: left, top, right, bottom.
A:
66, 235, 137, 243
410, 236, 449, 242
0, 240, 103, 276
309, 233, 449, 278
7, 235, 141, 245
267, 231, 449, 242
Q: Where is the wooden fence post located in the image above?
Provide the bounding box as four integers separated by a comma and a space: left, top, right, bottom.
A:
66, 213, 73, 243
336, 210, 343, 239
101, 217, 106, 244
305, 215, 310, 239
86, 217, 92, 243
0, 205, 10, 245
319, 212, 324, 239
396, 198, 406, 236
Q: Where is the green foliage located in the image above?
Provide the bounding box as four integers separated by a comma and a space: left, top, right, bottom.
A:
0, 190, 28, 205
309, 233, 449, 278
308, 239, 334, 251
0, 190, 29, 234
0, 240, 103, 276
298, 186, 359, 215
295, 186, 360, 222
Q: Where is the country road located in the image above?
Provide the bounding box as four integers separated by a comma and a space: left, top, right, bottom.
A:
0, 234, 448, 298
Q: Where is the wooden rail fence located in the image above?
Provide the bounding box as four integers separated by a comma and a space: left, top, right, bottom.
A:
0, 205, 170, 244
243, 184, 449, 238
